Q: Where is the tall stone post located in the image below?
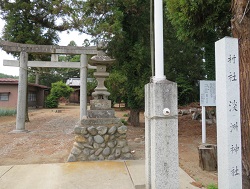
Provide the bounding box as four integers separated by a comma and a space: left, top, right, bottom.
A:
145, 83, 152, 189
145, 80, 179, 189
80, 54, 88, 120
215, 37, 242, 188
13, 52, 28, 133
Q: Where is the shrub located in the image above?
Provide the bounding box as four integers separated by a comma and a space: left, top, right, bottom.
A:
45, 95, 58, 108
45, 81, 74, 108
0, 109, 17, 116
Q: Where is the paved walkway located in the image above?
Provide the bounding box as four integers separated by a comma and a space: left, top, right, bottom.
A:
0, 160, 200, 189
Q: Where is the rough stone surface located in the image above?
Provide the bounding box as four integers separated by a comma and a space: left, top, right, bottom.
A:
97, 126, 108, 135
68, 112, 132, 161
89, 154, 97, 161
117, 139, 127, 148
95, 148, 103, 156
103, 147, 111, 156
94, 135, 104, 144
71, 147, 82, 155
83, 148, 90, 156
81, 127, 88, 135
122, 146, 130, 153
67, 154, 76, 162
74, 126, 82, 134
117, 126, 127, 134
107, 141, 115, 148
108, 126, 117, 135
108, 154, 115, 160
75, 135, 87, 143
87, 126, 98, 135
115, 148, 121, 158
88, 136, 94, 146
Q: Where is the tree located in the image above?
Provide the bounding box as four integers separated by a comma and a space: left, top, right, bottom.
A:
106, 70, 128, 107
231, 0, 250, 188
0, 73, 18, 79
163, 16, 205, 105
72, 0, 207, 125
45, 81, 73, 108
166, 0, 231, 79
72, 0, 151, 126
0, 0, 73, 121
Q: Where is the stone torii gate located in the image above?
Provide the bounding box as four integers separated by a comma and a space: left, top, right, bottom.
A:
0, 40, 98, 133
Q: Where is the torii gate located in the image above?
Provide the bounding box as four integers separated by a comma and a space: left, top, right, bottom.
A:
0, 40, 98, 133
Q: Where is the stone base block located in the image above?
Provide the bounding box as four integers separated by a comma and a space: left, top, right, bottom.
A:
67, 123, 132, 162
81, 118, 122, 126
87, 109, 115, 118
90, 100, 111, 110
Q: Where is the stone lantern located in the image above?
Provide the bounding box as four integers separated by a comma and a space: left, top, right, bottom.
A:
67, 42, 132, 162
88, 43, 115, 100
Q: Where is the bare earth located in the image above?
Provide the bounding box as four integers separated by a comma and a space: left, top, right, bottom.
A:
0, 104, 217, 188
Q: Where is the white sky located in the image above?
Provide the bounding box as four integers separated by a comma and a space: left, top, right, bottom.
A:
0, 19, 91, 76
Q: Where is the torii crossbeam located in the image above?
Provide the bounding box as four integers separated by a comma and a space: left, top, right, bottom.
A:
0, 40, 98, 133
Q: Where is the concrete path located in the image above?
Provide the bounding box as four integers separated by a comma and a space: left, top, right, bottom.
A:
0, 160, 200, 189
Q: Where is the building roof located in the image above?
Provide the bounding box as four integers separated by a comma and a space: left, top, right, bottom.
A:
66, 78, 80, 86
0, 78, 49, 89
66, 78, 95, 87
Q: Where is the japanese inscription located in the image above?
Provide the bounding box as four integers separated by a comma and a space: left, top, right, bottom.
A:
216, 37, 242, 188
227, 52, 242, 181
200, 80, 216, 106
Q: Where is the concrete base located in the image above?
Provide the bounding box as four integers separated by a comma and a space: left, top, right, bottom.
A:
87, 109, 115, 118
9, 130, 30, 133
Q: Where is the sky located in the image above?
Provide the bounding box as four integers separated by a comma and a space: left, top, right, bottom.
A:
0, 20, 91, 76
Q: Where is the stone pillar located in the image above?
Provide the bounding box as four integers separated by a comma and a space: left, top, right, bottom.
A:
145, 80, 179, 189
215, 37, 242, 188
13, 52, 28, 133
145, 84, 152, 189
80, 54, 88, 120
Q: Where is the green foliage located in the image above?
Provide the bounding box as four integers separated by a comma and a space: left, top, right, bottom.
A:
166, 0, 231, 80
163, 15, 205, 105
87, 80, 97, 96
45, 81, 74, 108
50, 81, 74, 99
207, 184, 218, 189
45, 95, 58, 108
106, 70, 127, 105
0, 73, 18, 79
123, 113, 129, 117
0, 109, 16, 116
121, 118, 128, 125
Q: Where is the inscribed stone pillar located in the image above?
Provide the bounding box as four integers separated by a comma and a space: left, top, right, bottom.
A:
215, 37, 242, 188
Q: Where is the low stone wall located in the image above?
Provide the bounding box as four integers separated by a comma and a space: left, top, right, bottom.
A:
68, 124, 132, 161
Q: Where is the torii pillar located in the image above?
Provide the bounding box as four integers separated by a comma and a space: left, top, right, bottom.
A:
12, 52, 29, 133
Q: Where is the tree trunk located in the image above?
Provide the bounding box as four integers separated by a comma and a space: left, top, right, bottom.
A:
231, 1, 250, 188
129, 109, 140, 127
198, 144, 217, 171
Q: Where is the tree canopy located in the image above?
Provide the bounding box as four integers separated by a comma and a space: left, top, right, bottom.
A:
166, 0, 231, 80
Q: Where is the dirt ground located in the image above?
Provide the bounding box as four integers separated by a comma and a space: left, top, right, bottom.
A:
0, 104, 217, 188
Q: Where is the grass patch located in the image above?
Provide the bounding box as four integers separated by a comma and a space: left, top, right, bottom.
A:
123, 113, 129, 117
0, 109, 17, 116
207, 184, 218, 189
121, 118, 128, 125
